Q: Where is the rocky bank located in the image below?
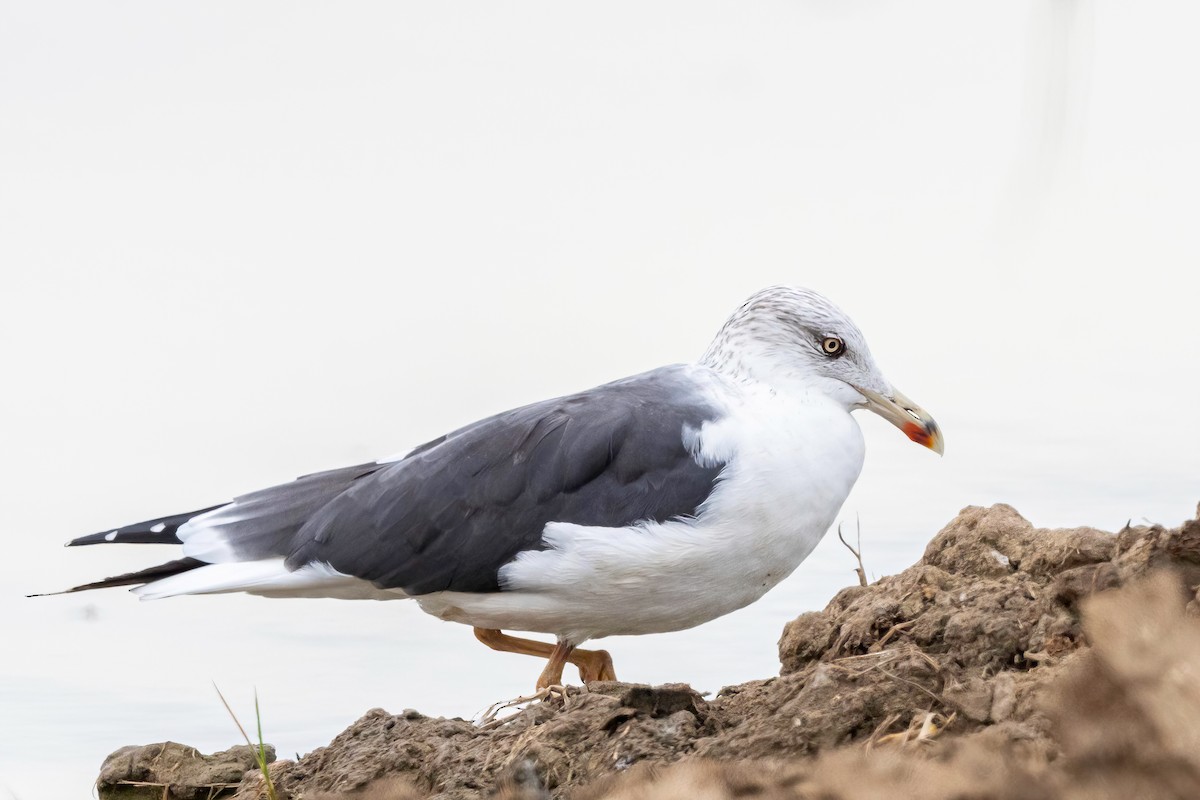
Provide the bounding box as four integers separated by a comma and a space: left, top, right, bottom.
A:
98, 504, 1200, 800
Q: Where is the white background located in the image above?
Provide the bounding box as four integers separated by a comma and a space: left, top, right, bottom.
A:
2, 2, 1198, 797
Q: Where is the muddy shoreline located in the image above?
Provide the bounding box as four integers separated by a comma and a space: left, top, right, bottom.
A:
99, 504, 1200, 799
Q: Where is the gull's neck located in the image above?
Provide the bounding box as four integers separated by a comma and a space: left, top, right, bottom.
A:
700, 323, 799, 388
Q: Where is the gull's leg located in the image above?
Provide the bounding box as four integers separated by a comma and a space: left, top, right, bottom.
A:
473, 628, 617, 687
474, 627, 556, 659
572, 648, 617, 683
537, 640, 573, 690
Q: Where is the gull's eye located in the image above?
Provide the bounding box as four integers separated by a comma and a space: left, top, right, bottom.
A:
821, 336, 845, 357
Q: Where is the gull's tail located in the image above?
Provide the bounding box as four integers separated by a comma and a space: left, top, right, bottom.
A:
29, 557, 207, 596
27, 504, 227, 597
38, 462, 389, 600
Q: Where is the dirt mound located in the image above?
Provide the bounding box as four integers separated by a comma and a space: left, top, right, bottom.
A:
97, 741, 273, 799
129, 503, 1200, 799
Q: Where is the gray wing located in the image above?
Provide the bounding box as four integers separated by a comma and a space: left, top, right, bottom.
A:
285, 365, 728, 594
179, 462, 387, 561
65, 464, 384, 552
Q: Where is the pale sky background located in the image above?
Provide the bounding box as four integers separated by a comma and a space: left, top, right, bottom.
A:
2, 2, 1199, 798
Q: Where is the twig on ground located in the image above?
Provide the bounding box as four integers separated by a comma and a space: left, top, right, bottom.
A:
864, 712, 903, 751
478, 684, 574, 727
874, 620, 916, 650
916, 711, 956, 742
832, 643, 941, 679
837, 517, 868, 587
869, 663, 949, 707
874, 711, 956, 747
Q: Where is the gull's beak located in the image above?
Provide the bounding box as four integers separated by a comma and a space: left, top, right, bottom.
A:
856, 387, 944, 456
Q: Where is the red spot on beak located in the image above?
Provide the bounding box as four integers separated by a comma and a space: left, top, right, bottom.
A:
903, 421, 932, 448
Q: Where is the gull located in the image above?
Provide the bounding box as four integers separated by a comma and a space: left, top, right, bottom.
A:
47, 286, 942, 690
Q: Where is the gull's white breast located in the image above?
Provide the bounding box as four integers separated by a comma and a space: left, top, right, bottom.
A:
416, 385, 866, 644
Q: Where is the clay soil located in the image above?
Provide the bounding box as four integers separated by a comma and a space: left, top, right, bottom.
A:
99, 504, 1200, 800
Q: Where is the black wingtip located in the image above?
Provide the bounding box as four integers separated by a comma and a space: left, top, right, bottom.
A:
66, 531, 120, 547
66, 504, 226, 548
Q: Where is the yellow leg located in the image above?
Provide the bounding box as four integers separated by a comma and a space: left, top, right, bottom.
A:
537, 641, 572, 690
572, 647, 617, 683
473, 628, 618, 688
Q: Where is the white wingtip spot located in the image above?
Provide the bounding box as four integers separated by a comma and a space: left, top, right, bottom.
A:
104, 531, 118, 542
149, 523, 167, 533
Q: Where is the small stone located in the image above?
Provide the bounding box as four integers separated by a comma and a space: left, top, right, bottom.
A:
990, 673, 1017, 722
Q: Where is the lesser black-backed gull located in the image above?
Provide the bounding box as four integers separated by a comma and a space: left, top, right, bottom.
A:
45, 286, 943, 689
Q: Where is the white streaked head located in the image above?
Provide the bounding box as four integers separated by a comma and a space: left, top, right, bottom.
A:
702, 286, 883, 393
703, 286, 944, 454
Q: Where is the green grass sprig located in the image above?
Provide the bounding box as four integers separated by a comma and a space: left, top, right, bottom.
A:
213, 683, 278, 800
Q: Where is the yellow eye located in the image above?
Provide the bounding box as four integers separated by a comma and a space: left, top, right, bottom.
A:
821, 336, 844, 356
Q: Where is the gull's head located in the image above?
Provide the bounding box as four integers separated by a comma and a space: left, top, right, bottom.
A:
703, 285, 944, 455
